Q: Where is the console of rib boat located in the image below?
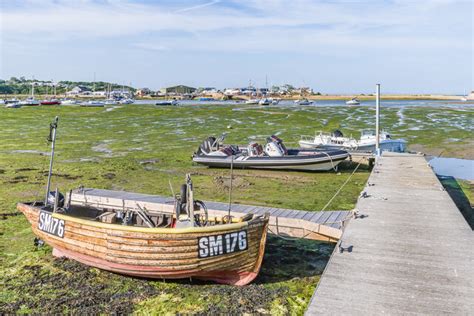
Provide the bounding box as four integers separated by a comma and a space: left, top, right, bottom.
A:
18, 174, 269, 285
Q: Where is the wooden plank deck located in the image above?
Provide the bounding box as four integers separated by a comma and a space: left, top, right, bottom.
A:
69, 188, 352, 242
306, 153, 474, 315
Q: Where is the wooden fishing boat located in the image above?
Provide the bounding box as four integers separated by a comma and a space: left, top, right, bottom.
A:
17, 117, 269, 286
17, 198, 269, 285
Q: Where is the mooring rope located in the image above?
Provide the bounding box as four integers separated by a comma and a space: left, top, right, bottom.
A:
321, 151, 337, 172
267, 160, 361, 240
320, 161, 362, 212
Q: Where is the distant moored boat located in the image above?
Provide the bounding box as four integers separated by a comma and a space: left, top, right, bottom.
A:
294, 98, 313, 105
156, 100, 178, 106
346, 98, 360, 105
80, 100, 105, 107
41, 99, 61, 105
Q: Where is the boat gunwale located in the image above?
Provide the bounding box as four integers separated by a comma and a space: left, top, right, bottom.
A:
18, 202, 263, 234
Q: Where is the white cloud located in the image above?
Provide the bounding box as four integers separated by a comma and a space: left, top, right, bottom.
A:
0, 0, 471, 92
175, 0, 221, 13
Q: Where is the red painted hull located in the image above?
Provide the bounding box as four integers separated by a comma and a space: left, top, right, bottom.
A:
52, 247, 257, 285
40, 101, 61, 105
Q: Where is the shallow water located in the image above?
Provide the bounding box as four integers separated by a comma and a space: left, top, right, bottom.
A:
429, 157, 474, 180
135, 99, 474, 108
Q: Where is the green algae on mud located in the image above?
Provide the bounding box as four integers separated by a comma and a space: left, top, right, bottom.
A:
0, 103, 472, 314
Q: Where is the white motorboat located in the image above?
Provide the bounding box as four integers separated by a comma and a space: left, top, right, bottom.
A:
5, 98, 19, 104
104, 98, 119, 105
258, 98, 271, 105
460, 96, 468, 102
119, 98, 134, 104
271, 98, 280, 105
245, 99, 260, 105
156, 100, 178, 106
19, 97, 40, 106
193, 135, 349, 171
294, 98, 313, 105
5, 102, 21, 108
61, 99, 80, 106
346, 98, 360, 105
80, 100, 105, 107
299, 129, 407, 153
20, 83, 40, 106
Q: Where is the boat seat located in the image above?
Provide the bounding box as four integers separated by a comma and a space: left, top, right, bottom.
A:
98, 211, 116, 224
136, 213, 173, 228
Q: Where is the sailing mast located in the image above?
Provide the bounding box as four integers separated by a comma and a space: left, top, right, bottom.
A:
45, 116, 59, 205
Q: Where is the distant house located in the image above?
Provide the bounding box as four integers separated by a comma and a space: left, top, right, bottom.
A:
296, 87, 313, 95
223, 88, 240, 96
92, 91, 107, 96
66, 86, 90, 96
160, 85, 196, 95
135, 88, 152, 97
110, 89, 132, 98
198, 87, 218, 95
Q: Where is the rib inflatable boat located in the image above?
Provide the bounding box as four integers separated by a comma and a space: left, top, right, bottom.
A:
193, 135, 349, 171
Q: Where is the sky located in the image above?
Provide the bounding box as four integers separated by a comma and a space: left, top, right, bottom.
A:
0, 0, 472, 94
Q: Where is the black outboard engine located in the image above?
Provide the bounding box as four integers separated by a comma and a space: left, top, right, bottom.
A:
332, 130, 344, 137
47, 191, 65, 208
196, 136, 217, 155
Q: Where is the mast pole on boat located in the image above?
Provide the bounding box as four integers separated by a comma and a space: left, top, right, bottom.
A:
227, 155, 234, 222
45, 116, 59, 205
375, 84, 381, 157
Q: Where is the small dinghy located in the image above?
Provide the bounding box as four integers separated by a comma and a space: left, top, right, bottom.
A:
156, 100, 178, 106
294, 98, 313, 105
5, 102, 21, 108
299, 129, 407, 153
345, 98, 360, 105
80, 100, 105, 107
193, 135, 349, 171
17, 117, 269, 286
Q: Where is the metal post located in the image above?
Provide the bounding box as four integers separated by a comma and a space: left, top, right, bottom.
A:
375, 84, 381, 157
227, 155, 234, 222
45, 116, 59, 205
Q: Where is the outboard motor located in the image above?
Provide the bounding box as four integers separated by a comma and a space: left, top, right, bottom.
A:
196, 136, 217, 155
265, 135, 288, 156
332, 130, 344, 138
264, 142, 284, 157
264, 135, 287, 157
